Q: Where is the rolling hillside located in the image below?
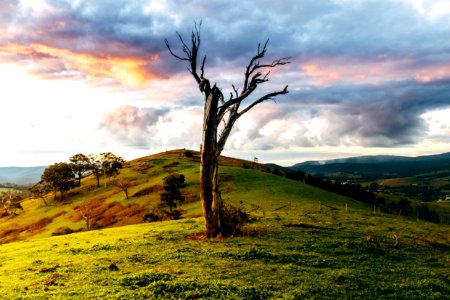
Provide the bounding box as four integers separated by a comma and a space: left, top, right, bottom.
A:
1, 149, 361, 243
0, 150, 448, 298
286, 152, 450, 180
268, 152, 450, 207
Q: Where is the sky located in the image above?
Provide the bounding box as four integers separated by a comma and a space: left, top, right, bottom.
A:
0, 0, 449, 167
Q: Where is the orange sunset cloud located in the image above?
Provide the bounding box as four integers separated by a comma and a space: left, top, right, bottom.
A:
0, 43, 161, 87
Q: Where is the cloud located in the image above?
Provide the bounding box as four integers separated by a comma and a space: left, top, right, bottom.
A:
100, 105, 169, 147
1, 0, 450, 165
222, 76, 450, 151
3, 0, 450, 86
99, 105, 204, 150
1, 43, 164, 85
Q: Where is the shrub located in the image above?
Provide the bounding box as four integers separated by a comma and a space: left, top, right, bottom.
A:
143, 208, 182, 222
184, 150, 194, 158
51, 227, 80, 236
165, 209, 182, 220
143, 212, 162, 222
221, 203, 252, 237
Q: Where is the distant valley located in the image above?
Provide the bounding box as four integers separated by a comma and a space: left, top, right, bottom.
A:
0, 166, 47, 185
267, 152, 450, 204
269, 152, 450, 181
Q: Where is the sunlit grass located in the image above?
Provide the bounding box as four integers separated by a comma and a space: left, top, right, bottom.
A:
0, 210, 448, 298
0, 150, 448, 298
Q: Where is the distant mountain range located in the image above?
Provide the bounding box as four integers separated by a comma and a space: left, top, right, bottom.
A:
268, 152, 450, 180
0, 166, 47, 185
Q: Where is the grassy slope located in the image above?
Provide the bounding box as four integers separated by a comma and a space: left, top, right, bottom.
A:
0, 150, 449, 298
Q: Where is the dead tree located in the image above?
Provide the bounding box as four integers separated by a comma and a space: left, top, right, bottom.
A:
112, 176, 131, 199
79, 203, 93, 231
165, 23, 290, 237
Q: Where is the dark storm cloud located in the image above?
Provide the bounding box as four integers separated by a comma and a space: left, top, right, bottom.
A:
4, 0, 450, 77
283, 78, 450, 147
16, 0, 163, 54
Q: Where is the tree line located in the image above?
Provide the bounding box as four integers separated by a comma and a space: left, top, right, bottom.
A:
31, 152, 125, 203
283, 170, 444, 224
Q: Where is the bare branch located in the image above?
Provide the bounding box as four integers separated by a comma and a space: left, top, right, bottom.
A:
232, 84, 239, 98
165, 21, 205, 86
216, 83, 258, 122
244, 40, 269, 90
200, 56, 206, 79
243, 40, 291, 94
165, 38, 190, 61
238, 85, 289, 117
256, 57, 291, 69
214, 43, 290, 121
178, 32, 192, 57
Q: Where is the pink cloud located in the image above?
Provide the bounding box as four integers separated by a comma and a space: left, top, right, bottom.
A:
300, 56, 450, 86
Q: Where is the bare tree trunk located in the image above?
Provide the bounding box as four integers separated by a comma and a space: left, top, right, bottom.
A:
200, 89, 223, 237
80, 204, 92, 231
95, 172, 100, 188
165, 23, 289, 237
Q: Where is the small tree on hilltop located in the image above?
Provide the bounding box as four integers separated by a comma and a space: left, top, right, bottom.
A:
100, 152, 126, 181
69, 153, 91, 186
160, 174, 185, 212
88, 154, 103, 188
165, 23, 290, 237
87, 153, 125, 188
41, 162, 76, 201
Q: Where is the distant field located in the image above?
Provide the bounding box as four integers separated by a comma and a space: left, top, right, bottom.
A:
377, 177, 415, 186
378, 175, 450, 188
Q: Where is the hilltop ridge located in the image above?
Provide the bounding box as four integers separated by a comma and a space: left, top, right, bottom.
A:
0, 149, 340, 244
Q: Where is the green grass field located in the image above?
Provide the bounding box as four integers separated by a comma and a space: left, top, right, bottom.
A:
0, 150, 448, 298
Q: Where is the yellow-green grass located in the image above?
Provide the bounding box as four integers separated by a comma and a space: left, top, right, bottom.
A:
0, 150, 202, 242
0, 149, 448, 298
0, 208, 448, 298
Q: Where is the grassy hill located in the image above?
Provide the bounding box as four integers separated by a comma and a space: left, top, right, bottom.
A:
0, 150, 448, 298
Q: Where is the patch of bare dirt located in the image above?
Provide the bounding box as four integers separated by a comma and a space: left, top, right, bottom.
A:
185, 233, 207, 241
132, 185, 163, 197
